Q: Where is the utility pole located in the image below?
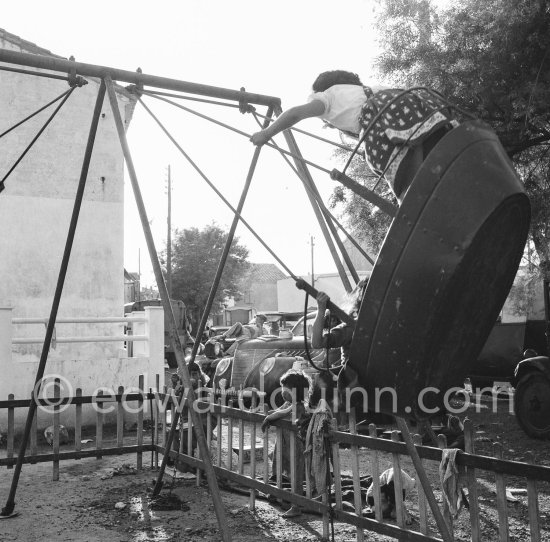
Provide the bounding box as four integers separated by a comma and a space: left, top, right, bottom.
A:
166, 165, 172, 299
310, 235, 315, 288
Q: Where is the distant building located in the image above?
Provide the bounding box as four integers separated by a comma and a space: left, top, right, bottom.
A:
124, 270, 140, 303
234, 263, 287, 312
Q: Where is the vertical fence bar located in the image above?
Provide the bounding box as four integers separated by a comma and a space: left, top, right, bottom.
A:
52, 378, 60, 481
290, 428, 296, 498
30, 407, 37, 464
7, 394, 14, 469
161, 391, 168, 451
249, 393, 258, 510
349, 408, 365, 542
331, 419, 343, 511
149, 388, 154, 469
228, 401, 234, 472
391, 431, 406, 529
493, 442, 509, 541
217, 398, 223, 467
238, 415, 245, 476
463, 419, 481, 542
74, 388, 82, 460
437, 434, 453, 539
96, 390, 103, 460
263, 405, 270, 484
526, 451, 541, 542
155, 374, 160, 467
413, 433, 429, 535
137, 376, 144, 470
117, 386, 124, 452
276, 425, 283, 494
368, 424, 382, 522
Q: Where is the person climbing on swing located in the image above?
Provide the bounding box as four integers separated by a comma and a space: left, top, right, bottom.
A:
250, 70, 458, 203
310, 279, 369, 407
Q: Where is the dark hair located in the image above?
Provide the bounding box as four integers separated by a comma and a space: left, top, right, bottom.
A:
312, 70, 363, 92
280, 369, 311, 402
188, 362, 202, 374
343, 277, 369, 317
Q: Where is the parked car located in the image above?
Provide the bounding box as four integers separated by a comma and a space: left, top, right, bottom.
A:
210, 333, 323, 407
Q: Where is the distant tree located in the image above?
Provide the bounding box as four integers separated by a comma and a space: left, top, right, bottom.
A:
166, 223, 249, 329
333, 0, 550, 278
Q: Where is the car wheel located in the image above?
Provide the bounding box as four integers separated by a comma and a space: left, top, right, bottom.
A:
514, 371, 550, 439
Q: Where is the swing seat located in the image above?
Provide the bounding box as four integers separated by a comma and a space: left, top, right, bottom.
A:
347, 121, 530, 418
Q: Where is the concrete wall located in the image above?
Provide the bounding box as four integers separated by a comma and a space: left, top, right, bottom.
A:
0, 306, 165, 428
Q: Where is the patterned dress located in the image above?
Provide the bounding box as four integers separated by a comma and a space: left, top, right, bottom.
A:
359, 87, 458, 198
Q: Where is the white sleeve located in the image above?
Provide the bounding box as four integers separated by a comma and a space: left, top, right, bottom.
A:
307, 91, 329, 116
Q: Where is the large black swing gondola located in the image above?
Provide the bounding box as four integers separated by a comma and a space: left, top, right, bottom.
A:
340, 119, 531, 418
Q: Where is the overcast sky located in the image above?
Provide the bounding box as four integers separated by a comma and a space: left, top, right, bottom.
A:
3, 0, 382, 286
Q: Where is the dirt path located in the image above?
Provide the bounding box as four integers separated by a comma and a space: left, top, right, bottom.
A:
1, 394, 550, 541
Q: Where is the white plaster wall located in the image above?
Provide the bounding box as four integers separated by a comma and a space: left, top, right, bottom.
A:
0, 43, 129, 355
0, 40, 160, 431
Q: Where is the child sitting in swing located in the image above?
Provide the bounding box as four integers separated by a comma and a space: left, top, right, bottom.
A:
251, 70, 458, 203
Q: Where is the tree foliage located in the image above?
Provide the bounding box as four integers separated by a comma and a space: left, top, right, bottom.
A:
167, 223, 249, 329
335, 0, 550, 277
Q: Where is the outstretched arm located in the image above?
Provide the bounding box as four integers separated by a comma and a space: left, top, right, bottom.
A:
261, 401, 293, 432
250, 100, 325, 146
311, 291, 329, 349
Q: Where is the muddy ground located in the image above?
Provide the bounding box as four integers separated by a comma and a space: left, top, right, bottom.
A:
1, 392, 550, 542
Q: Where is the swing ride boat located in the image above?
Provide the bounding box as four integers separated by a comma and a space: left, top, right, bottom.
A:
346, 120, 531, 419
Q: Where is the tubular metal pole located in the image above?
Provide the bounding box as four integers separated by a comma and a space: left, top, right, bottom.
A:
283, 131, 355, 292
151, 104, 274, 519
189, 105, 273, 363
0, 49, 280, 109
1, 79, 106, 517
104, 76, 232, 542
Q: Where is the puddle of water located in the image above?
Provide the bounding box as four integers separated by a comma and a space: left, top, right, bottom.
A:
132, 527, 172, 542
130, 496, 172, 542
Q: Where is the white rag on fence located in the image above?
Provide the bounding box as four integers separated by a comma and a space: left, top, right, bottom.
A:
439, 448, 466, 517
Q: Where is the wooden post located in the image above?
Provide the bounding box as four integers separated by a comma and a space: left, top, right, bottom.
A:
437, 434, 454, 539
331, 419, 343, 511
391, 431, 406, 529
117, 385, 124, 452
349, 408, 365, 542
52, 378, 60, 481
217, 398, 223, 467
526, 451, 541, 542
30, 407, 38, 464
395, 417, 453, 542
249, 392, 257, 510
7, 394, 14, 469
493, 442, 509, 541
137, 376, 144, 470
238, 415, 245, 476
413, 433, 429, 535
74, 388, 82, 461
463, 419, 481, 542
96, 390, 103, 460
368, 424, 382, 522
228, 400, 234, 472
